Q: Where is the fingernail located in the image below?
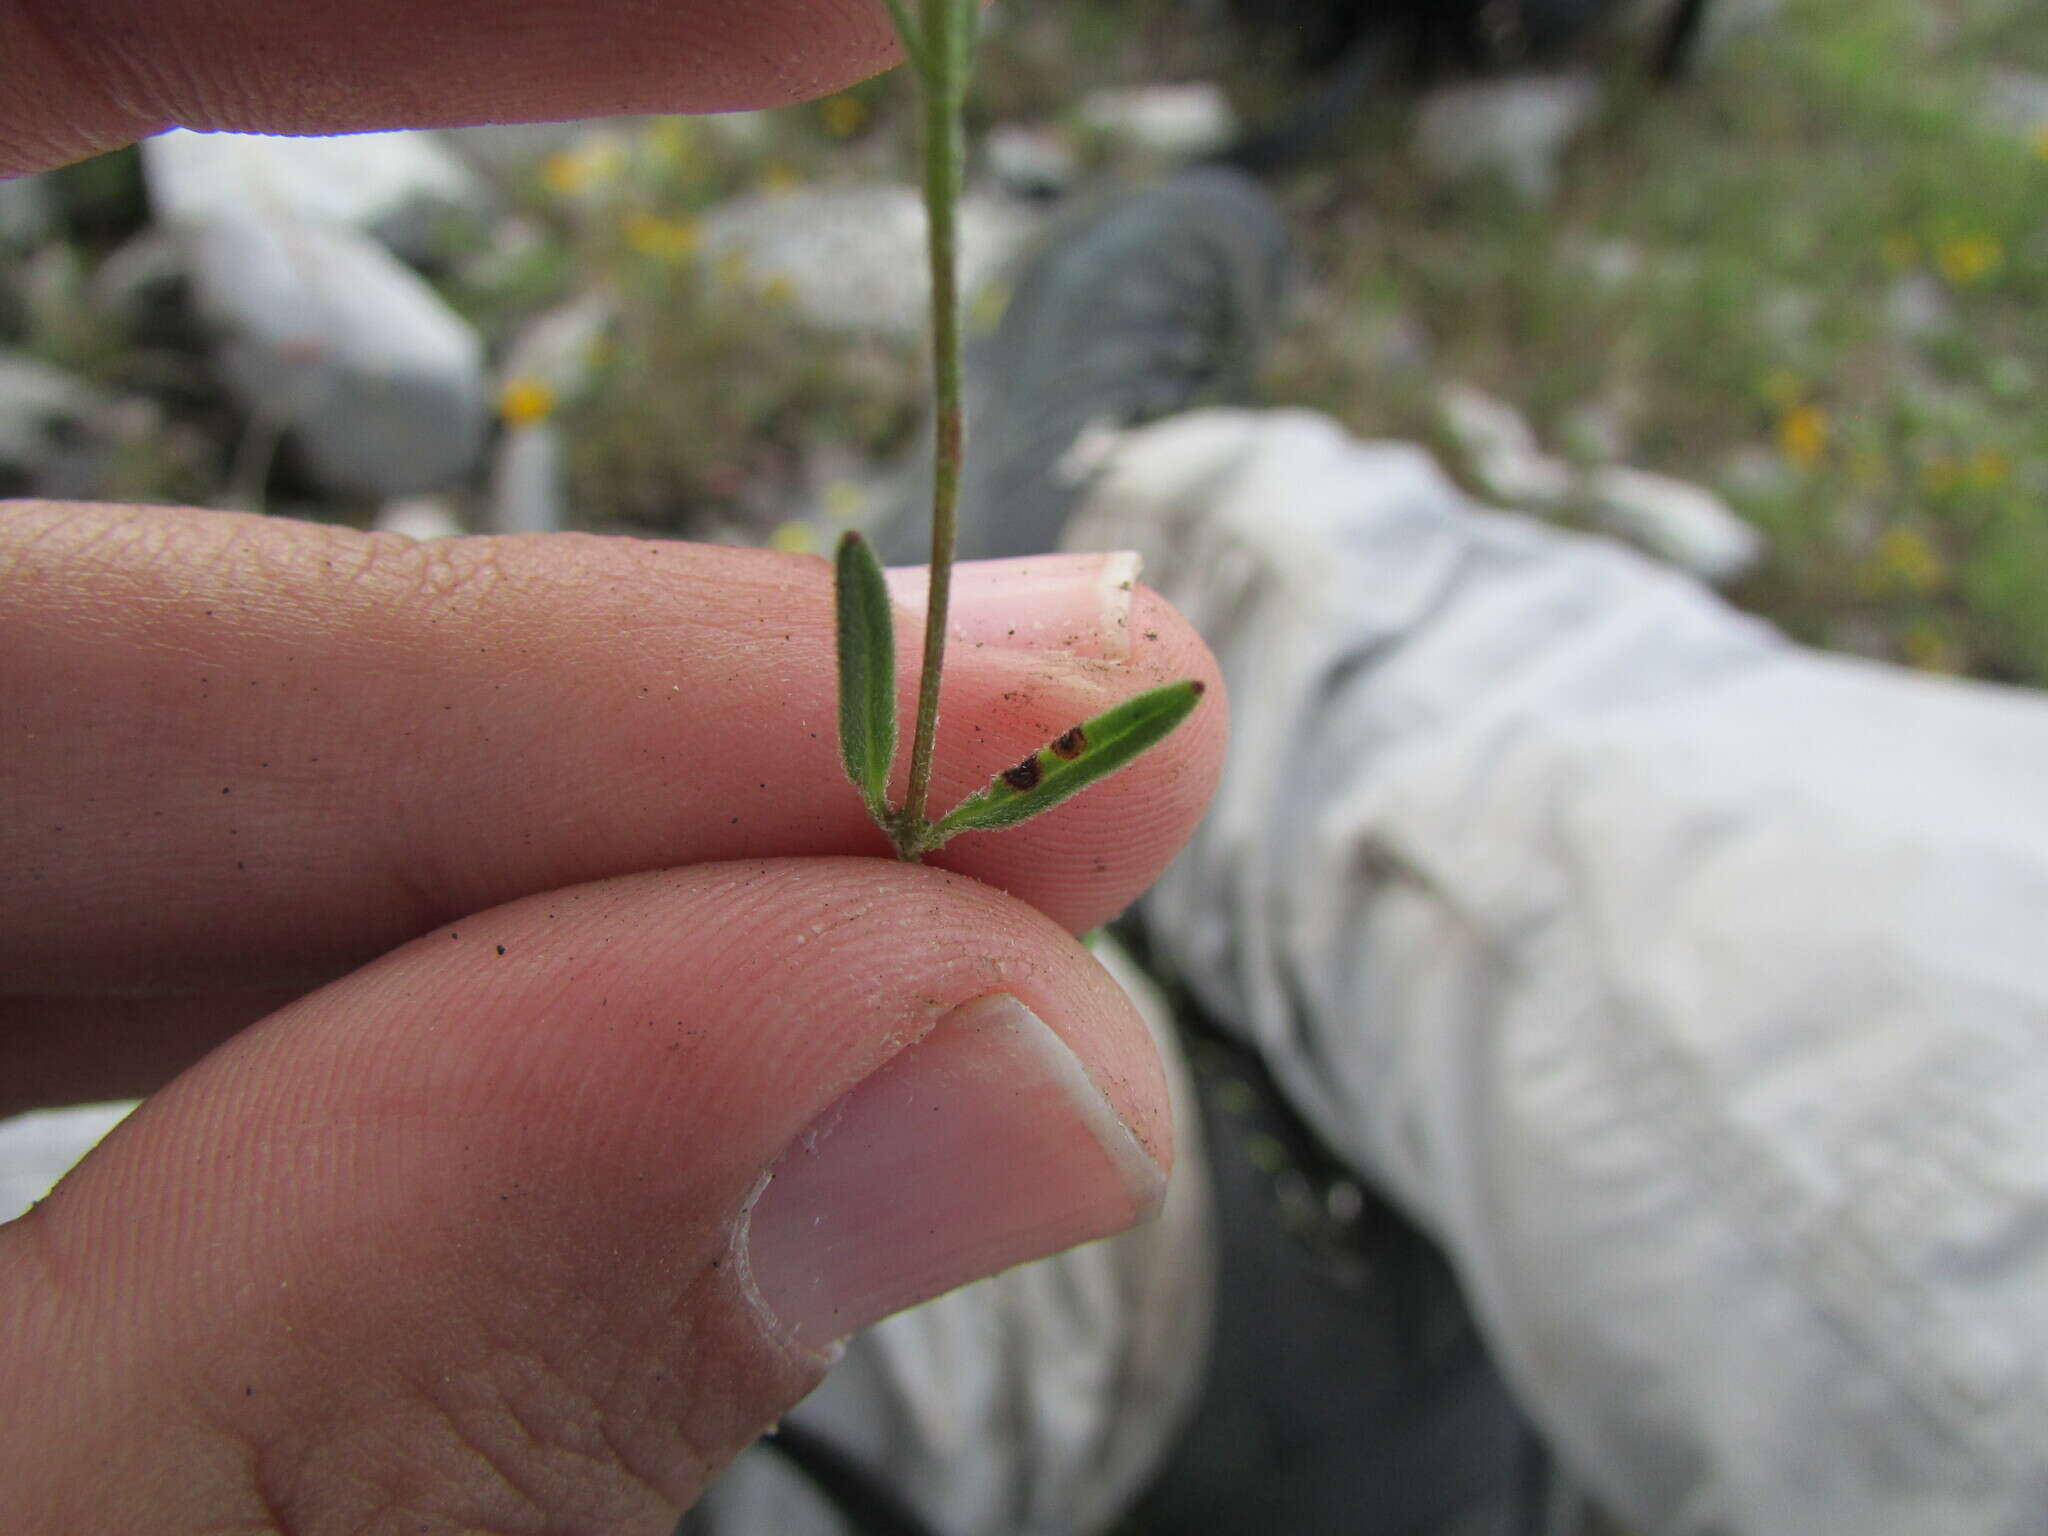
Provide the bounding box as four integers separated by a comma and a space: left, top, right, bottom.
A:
884, 551, 1142, 661
740, 993, 1166, 1348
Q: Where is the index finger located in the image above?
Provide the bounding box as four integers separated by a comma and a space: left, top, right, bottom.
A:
0, 501, 1226, 998
1, 0, 904, 175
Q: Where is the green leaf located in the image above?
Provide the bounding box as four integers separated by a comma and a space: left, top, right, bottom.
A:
834, 530, 898, 825
926, 680, 1206, 846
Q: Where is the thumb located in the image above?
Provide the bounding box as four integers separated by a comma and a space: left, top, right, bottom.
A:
1, 859, 1168, 1535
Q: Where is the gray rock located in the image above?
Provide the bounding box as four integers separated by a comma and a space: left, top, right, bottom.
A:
0, 351, 108, 496
1587, 464, 1763, 583
986, 124, 1077, 197
1885, 272, 1954, 343
1982, 68, 2048, 142
1077, 84, 1240, 161
0, 173, 54, 248
1413, 73, 1601, 202
183, 210, 488, 497
700, 186, 1037, 336
144, 128, 488, 264
1436, 382, 1573, 506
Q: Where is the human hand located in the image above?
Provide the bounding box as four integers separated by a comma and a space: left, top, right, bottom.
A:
0, 505, 1225, 1531
0, 8, 1224, 1528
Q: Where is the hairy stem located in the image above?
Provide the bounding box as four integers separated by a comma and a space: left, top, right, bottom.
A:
895, 0, 969, 856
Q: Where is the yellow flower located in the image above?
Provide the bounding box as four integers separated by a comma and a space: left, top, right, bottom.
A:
539, 137, 627, 197
821, 95, 870, 138
1776, 403, 1828, 467
642, 116, 697, 170
1967, 448, 2011, 490
759, 275, 799, 308
623, 211, 702, 262
1873, 528, 1945, 594
1900, 621, 1959, 674
761, 162, 803, 195
770, 521, 820, 555
1936, 235, 2003, 286
714, 249, 753, 288
498, 377, 557, 429
538, 152, 585, 197
823, 479, 868, 526
2031, 125, 2048, 163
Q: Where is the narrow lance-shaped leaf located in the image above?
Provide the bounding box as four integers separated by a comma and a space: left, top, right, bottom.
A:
924, 680, 1206, 848
834, 531, 898, 825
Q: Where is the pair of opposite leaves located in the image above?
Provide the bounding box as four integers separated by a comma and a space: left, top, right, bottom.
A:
833, 531, 1203, 861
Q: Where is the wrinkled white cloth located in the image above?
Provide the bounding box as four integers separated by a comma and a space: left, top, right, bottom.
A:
1062, 408, 2048, 1536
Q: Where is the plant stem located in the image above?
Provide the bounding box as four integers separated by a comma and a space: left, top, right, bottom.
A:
895, 0, 970, 858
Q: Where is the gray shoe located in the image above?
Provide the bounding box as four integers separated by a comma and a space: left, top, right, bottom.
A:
872, 169, 1291, 565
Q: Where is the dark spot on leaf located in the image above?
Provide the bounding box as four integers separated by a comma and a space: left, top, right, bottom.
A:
1052, 726, 1087, 760
1002, 756, 1043, 791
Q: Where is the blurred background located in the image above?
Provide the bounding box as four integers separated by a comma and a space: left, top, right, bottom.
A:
2, 0, 2044, 682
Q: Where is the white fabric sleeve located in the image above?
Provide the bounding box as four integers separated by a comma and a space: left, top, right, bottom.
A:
1062, 408, 2048, 1536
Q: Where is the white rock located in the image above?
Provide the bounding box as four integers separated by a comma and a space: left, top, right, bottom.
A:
700, 112, 773, 151
1587, 464, 1763, 583
1983, 69, 2048, 141
0, 351, 106, 492
1885, 272, 1954, 342
374, 496, 466, 540
1077, 84, 1239, 161
144, 128, 488, 263
183, 210, 488, 497
1560, 400, 1630, 464
1562, 235, 1645, 289
1413, 73, 1601, 201
0, 1103, 135, 1223
701, 186, 1037, 336
0, 173, 54, 248
489, 422, 566, 535
986, 124, 1077, 197
1436, 382, 1573, 506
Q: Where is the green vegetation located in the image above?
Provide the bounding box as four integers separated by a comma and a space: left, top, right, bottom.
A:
1260, 0, 2048, 682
